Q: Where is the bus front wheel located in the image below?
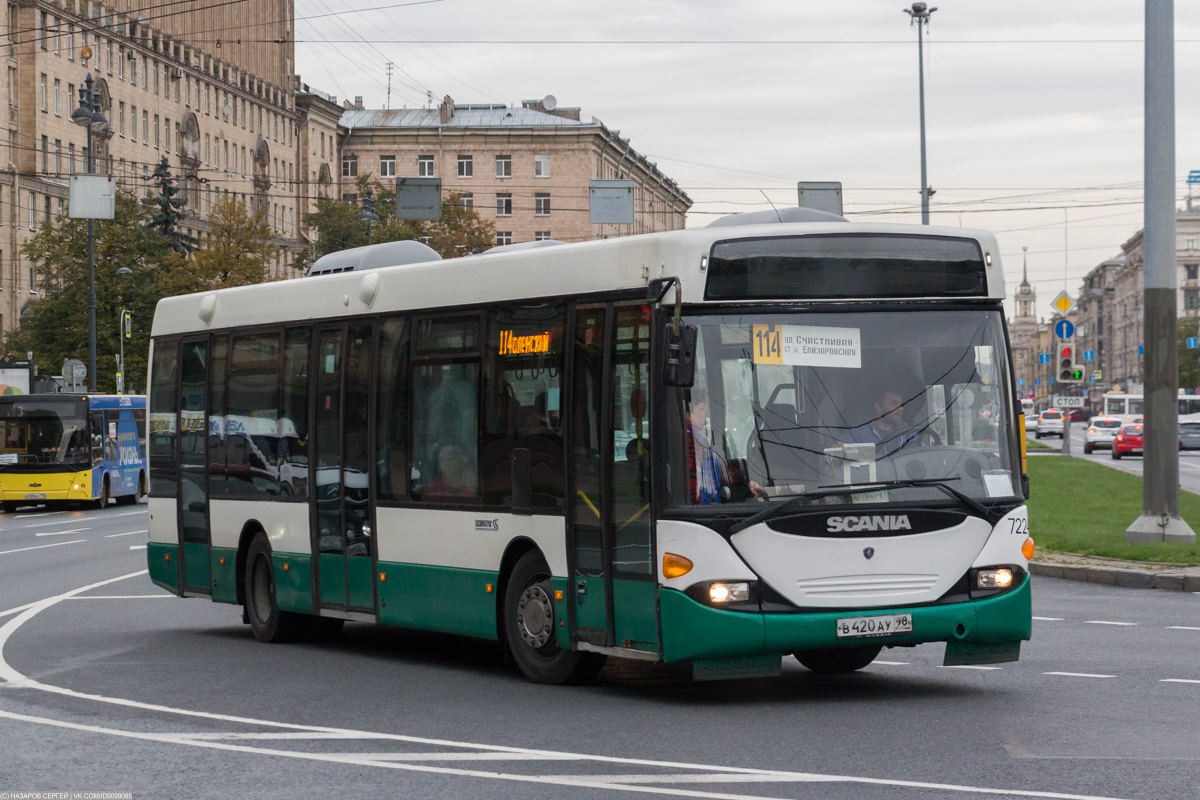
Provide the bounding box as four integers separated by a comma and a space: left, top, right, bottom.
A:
93, 479, 109, 510
793, 645, 882, 674
245, 533, 304, 643
504, 551, 605, 685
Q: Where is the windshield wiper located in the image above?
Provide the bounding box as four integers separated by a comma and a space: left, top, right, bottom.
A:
728, 477, 988, 534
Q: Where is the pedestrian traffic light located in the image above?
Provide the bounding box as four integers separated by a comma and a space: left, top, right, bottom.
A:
1058, 343, 1083, 382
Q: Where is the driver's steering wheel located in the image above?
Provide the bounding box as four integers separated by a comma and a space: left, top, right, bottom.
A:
918, 428, 943, 447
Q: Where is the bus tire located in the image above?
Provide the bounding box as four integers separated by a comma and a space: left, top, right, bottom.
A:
117, 473, 145, 505
94, 478, 109, 510
245, 533, 304, 643
2, 502, 16, 514
504, 551, 605, 685
793, 645, 882, 674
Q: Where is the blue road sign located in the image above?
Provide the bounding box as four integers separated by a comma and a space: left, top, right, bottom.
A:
1034, 378, 1041, 386
1189, 170, 1200, 185
1083, 349, 1095, 361
1039, 353, 1051, 364
1049, 377, 1056, 384
1189, 337, 1199, 350
1054, 319, 1075, 339
1017, 379, 1024, 386
1139, 344, 1144, 355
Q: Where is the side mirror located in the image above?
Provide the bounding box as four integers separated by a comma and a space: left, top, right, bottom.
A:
663, 323, 698, 387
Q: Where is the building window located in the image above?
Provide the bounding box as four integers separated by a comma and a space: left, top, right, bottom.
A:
41, 137, 48, 173
154, 114, 160, 148
54, 80, 61, 116
28, 192, 36, 230
496, 193, 512, 216
1188, 237, 1197, 251
118, 101, 126, 136
69, 143, 75, 173
131, 105, 137, 140
1187, 264, 1198, 281
534, 154, 550, 178
54, 140, 61, 175
458, 192, 473, 210
143, 110, 149, 143
343, 155, 357, 177
1187, 289, 1200, 311
496, 231, 512, 246
418, 155, 434, 177
40, 74, 47, 111
535, 193, 550, 216
495, 155, 511, 178
457, 154, 472, 178
379, 155, 396, 178
68, 23, 74, 60
534, 230, 551, 241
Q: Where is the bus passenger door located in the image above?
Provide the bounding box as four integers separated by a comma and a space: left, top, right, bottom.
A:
177, 337, 211, 594
312, 324, 376, 614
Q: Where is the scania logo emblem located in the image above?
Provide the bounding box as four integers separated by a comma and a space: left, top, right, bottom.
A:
863, 547, 875, 560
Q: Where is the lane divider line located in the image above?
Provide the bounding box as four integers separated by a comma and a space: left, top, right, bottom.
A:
34, 529, 91, 537
939, 665, 1003, 671
1165, 626, 1200, 631
105, 530, 148, 538
872, 661, 910, 666
0, 601, 41, 620
15, 518, 91, 529
1084, 621, 1137, 627
1032, 617, 1064, 621
1043, 672, 1116, 679
66, 595, 173, 600
1159, 679, 1200, 684
0, 540, 87, 556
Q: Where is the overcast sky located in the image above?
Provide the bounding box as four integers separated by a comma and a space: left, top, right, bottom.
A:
294, 1, 1200, 319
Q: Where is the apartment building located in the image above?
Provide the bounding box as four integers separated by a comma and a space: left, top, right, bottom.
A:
1, 0, 306, 337
337, 95, 691, 246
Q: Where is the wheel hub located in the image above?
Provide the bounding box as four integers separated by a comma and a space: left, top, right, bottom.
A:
516, 584, 554, 649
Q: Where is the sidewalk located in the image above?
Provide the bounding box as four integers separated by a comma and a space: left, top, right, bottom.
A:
1031, 550, 1200, 592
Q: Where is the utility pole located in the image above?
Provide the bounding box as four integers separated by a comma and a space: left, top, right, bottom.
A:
904, 2, 937, 225
71, 72, 107, 393
385, 62, 394, 110
1127, 0, 1195, 543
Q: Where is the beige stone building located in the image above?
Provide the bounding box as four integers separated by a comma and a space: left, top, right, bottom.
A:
336, 95, 691, 246
1, 0, 307, 337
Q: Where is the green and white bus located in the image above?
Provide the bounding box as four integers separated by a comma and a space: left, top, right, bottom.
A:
147, 210, 1034, 683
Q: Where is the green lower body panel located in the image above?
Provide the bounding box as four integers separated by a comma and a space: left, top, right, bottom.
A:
317, 553, 346, 607
377, 562, 499, 640
660, 573, 1033, 663
347, 555, 375, 611
147, 543, 180, 595
612, 578, 659, 652
182, 542, 211, 593
273, 553, 313, 615
209, 547, 239, 604
552, 576, 569, 649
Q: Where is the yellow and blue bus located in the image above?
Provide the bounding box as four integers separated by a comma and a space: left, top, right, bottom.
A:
147, 212, 1033, 683
1, 393, 147, 512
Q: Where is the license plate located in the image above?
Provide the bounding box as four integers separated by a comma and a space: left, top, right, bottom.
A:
24, 493, 46, 499
836, 613, 913, 638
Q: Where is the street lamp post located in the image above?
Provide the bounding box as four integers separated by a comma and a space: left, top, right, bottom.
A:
360, 187, 380, 246
71, 73, 108, 393
904, 2, 937, 225
116, 266, 132, 394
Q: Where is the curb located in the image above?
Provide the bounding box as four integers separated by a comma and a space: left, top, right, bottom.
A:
1029, 561, 1200, 592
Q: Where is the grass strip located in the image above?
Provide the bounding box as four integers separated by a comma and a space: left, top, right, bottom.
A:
1027, 457, 1200, 564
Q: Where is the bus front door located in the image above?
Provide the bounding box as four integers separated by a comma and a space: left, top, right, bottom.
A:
568, 303, 659, 654
312, 324, 376, 615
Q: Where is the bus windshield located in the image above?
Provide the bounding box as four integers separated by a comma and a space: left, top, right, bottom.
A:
666, 309, 1019, 509
0, 397, 91, 471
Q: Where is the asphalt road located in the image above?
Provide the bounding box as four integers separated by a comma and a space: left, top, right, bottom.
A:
1030, 423, 1200, 494
2, 503, 1199, 800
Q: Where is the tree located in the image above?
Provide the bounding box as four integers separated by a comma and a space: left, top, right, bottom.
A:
301, 174, 421, 261
188, 196, 277, 290
146, 156, 198, 255
423, 193, 495, 258
4, 191, 187, 393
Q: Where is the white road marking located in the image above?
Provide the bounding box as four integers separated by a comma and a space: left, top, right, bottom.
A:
1043, 672, 1116, 679
34, 528, 91, 537
0, 571, 1137, 800
16, 517, 89, 529
872, 660, 909, 665
110, 511, 146, 517
1032, 617, 1063, 621
1159, 679, 1200, 684
0, 601, 40, 619
1085, 621, 1137, 627
939, 665, 1003, 671
66, 595, 171, 600
105, 530, 148, 538
1165, 626, 1200, 631
350, 752, 577, 762
128, 545, 146, 550
0, 540, 86, 556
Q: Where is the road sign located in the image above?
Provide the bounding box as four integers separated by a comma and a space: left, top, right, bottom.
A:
1049, 377, 1056, 384
1050, 291, 1075, 315
1054, 319, 1075, 339
1053, 395, 1085, 408
1039, 353, 1051, 364
1017, 379, 1024, 386
1189, 337, 1199, 350
1093, 369, 1103, 379
1139, 344, 1144, 355
1083, 349, 1095, 361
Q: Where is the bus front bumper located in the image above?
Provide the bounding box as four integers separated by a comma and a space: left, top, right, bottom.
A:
1, 471, 94, 503
659, 573, 1032, 663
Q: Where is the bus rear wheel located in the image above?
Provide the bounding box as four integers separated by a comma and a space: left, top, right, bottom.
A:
117, 473, 145, 506
504, 551, 605, 685
793, 645, 882, 674
245, 533, 304, 643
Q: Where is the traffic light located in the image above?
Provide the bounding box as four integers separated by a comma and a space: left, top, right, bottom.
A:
1058, 343, 1083, 382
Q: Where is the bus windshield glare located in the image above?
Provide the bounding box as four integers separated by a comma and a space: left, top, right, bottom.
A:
0, 397, 91, 470
667, 309, 1019, 509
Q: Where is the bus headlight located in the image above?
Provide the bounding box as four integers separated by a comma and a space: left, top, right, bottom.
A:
709, 582, 750, 603
975, 567, 1014, 590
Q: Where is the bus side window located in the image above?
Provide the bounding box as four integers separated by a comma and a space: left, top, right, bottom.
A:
376, 317, 409, 502
412, 316, 481, 502
90, 410, 105, 464
149, 338, 180, 496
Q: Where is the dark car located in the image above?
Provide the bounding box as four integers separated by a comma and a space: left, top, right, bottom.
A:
1069, 409, 1088, 422
1112, 424, 1144, 459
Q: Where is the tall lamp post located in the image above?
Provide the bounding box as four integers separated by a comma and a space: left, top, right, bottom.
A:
361, 187, 379, 246
115, 266, 132, 394
71, 72, 108, 393
904, 2, 937, 225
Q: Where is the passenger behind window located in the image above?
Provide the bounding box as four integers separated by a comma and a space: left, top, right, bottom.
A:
425, 445, 476, 497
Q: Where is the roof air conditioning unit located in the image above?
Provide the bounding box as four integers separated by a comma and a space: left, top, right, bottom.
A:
170, 66, 183, 81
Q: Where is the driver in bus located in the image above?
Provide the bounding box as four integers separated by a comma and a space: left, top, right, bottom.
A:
687, 390, 765, 504
845, 388, 920, 458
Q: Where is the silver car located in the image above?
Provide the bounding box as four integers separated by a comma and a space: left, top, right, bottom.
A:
1180, 421, 1200, 451
1083, 417, 1121, 454
1035, 409, 1064, 439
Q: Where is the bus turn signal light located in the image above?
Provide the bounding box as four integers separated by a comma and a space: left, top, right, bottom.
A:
1022, 537, 1036, 560
663, 553, 693, 579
